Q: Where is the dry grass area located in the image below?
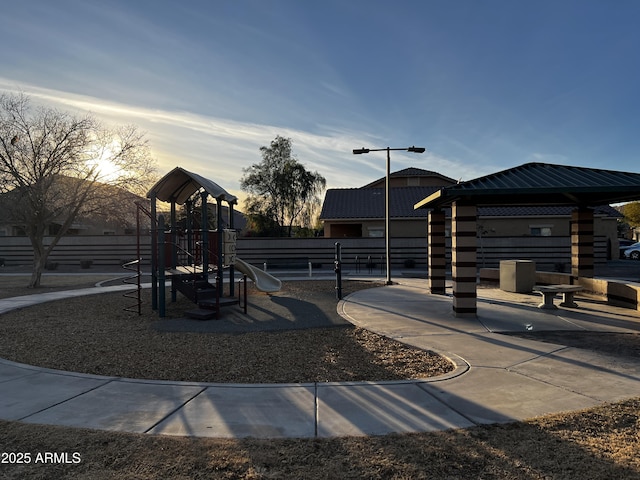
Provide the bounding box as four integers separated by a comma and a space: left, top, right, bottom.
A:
1, 398, 639, 479
1, 277, 639, 478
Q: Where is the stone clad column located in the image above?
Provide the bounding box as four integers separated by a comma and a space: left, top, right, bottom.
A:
451, 202, 477, 317
571, 208, 594, 280
428, 209, 446, 294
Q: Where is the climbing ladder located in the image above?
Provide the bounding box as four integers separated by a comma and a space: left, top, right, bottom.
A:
122, 202, 151, 315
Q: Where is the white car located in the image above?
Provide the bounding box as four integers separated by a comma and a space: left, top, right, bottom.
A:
623, 242, 640, 260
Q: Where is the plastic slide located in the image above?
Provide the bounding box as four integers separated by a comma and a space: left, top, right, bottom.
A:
234, 257, 282, 293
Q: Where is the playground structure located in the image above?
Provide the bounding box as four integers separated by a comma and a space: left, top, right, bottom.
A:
125, 167, 281, 319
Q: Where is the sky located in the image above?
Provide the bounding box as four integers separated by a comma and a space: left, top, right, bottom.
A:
1, 0, 639, 204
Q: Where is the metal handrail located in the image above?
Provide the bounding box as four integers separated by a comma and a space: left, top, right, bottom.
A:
166, 240, 220, 293
173, 242, 219, 271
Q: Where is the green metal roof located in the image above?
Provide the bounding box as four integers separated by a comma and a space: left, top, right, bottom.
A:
415, 163, 640, 209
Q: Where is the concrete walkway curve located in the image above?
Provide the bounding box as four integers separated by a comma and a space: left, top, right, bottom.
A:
1, 279, 639, 438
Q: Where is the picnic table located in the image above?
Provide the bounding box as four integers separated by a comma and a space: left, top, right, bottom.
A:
533, 284, 584, 309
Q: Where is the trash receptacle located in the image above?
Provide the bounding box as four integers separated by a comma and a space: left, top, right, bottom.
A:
500, 260, 535, 293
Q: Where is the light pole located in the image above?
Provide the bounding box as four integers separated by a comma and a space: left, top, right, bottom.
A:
353, 146, 426, 285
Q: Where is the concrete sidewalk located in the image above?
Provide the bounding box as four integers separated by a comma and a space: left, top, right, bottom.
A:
1, 279, 639, 438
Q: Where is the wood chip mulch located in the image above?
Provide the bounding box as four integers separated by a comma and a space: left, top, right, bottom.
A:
0, 280, 454, 383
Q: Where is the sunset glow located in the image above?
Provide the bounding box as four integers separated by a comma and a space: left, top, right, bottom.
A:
86, 142, 123, 183
2, 0, 639, 194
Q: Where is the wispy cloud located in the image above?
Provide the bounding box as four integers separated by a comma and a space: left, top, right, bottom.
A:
0, 79, 484, 205
0, 80, 381, 194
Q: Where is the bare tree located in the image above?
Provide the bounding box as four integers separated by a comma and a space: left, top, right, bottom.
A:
0, 93, 157, 287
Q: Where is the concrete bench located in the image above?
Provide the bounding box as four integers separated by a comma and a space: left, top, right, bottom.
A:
533, 284, 584, 309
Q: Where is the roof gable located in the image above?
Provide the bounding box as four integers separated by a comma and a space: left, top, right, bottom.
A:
361, 167, 457, 188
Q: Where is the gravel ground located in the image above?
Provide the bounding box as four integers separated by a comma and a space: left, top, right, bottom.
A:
0, 280, 454, 383
1, 276, 639, 479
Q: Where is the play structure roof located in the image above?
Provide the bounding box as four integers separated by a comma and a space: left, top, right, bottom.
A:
415, 162, 640, 209
147, 167, 238, 205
